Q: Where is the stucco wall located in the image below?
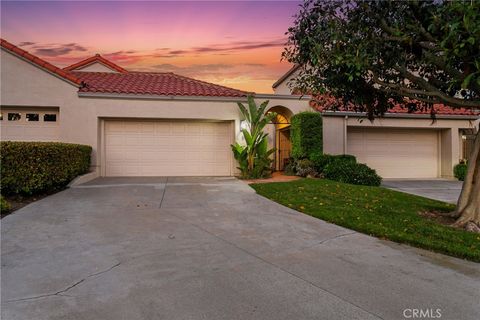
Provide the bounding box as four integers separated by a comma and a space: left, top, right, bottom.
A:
1, 49, 311, 176
273, 68, 301, 95
75, 62, 119, 73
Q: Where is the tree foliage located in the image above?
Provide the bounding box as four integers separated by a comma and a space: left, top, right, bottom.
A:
283, 0, 480, 119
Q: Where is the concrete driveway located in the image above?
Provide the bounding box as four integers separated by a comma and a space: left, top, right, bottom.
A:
382, 179, 463, 204
2, 177, 479, 320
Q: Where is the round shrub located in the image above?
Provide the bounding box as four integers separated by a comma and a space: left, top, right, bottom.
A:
295, 159, 317, 177
323, 161, 382, 186
454, 163, 467, 181
1, 142, 92, 195
310, 153, 357, 173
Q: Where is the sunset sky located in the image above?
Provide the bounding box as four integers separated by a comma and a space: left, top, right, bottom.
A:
1, 1, 302, 92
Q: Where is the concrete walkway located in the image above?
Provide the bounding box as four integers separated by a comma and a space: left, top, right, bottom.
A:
1, 177, 478, 320
382, 179, 463, 203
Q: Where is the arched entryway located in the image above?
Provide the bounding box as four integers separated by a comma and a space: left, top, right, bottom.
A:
267, 106, 293, 171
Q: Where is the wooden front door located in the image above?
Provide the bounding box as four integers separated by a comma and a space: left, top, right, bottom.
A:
277, 127, 291, 171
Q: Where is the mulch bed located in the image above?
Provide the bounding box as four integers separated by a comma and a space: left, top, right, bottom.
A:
244, 172, 301, 184
1, 191, 60, 219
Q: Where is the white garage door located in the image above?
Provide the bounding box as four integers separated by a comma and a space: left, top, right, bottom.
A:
347, 127, 439, 178
105, 120, 233, 177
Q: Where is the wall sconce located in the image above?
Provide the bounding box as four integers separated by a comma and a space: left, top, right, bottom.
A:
240, 120, 249, 131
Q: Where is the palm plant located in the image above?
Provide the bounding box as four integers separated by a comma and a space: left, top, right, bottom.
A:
231, 96, 276, 179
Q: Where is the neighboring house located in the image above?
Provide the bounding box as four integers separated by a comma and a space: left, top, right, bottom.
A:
0, 39, 310, 178
273, 66, 479, 179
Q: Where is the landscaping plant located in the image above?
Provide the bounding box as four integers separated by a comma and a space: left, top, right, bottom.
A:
290, 112, 323, 160
323, 161, 382, 186
454, 162, 468, 181
231, 96, 276, 179
1, 141, 92, 195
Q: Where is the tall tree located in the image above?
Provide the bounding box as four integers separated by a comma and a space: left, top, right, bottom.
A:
283, 0, 480, 228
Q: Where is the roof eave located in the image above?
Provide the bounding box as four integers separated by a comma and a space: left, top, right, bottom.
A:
1, 47, 81, 87
272, 64, 301, 89
320, 110, 480, 120
78, 91, 248, 102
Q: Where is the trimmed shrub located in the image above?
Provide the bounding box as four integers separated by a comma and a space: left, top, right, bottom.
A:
310, 153, 357, 173
454, 162, 467, 181
283, 158, 297, 176
295, 159, 317, 177
324, 161, 382, 186
290, 112, 323, 160
0, 196, 10, 212
1, 142, 92, 195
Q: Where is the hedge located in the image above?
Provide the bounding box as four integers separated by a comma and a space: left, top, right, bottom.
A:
0, 195, 10, 212
290, 112, 323, 159
1, 142, 92, 195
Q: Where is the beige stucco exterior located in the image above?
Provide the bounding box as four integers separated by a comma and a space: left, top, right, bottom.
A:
0, 49, 310, 177
74, 62, 119, 73
322, 114, 478, 178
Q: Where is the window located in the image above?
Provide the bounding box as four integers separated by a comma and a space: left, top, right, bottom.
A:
8, 113, 21, 121
26, 113, 39, 121
0, 113, 3, 121
44, 114, 57, 122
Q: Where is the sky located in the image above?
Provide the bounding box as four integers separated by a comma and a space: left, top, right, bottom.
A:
1, 1, 302, 92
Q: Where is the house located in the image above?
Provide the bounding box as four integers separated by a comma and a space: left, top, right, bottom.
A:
0, 39, 310, 178
273, 65, 479, 179
2, 38, 477, 180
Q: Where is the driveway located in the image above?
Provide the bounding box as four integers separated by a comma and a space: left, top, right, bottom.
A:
382, 179, 463, 203
2, 177, 479, 320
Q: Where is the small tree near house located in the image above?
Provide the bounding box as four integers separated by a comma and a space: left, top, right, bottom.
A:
283, 0, 480, 229
231, 96, 277, 179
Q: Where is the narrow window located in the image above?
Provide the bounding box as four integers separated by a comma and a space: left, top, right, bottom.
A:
8, 113, 21, 121
26, 113, 39, 121
0, 113, 3, 120
44, 114, 57, 122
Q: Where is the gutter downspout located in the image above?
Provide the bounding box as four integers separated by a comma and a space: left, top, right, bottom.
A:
343, 115, 348, 154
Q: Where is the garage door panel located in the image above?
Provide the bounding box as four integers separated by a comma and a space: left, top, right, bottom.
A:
105, 120, 232, 176
347, 127, 438, 178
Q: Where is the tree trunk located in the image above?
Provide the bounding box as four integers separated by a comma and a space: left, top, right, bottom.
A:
454, 130, 480, 228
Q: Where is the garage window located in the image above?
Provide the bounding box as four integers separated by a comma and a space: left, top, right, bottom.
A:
26, 113, 39, 122
8, 113, 21, 121
44, 114, 57, 122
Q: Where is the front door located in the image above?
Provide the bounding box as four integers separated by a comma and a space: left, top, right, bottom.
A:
277, 127, 291, 171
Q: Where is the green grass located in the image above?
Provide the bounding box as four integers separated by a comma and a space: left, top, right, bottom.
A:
251, 179, 480, 262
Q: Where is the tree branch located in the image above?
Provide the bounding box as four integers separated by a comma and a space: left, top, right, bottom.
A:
394, 66, 480, 108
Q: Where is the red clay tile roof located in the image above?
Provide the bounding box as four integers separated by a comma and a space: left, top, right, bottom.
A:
63, 54, 128, 73
310, 95, 479, 116
73, 71, 248, 97
0, 38, 83, 86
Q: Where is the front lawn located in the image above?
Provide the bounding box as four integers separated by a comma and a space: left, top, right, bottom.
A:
251, 179, 480, 262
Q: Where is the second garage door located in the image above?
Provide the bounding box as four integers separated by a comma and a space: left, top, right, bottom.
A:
105, 120, 233, 176
347, 127, 439, 178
